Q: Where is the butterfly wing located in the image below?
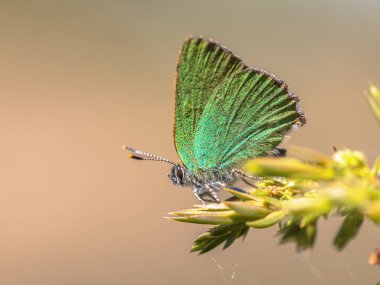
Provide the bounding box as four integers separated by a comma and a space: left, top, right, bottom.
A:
194, 68, 305, 171
174, 37, 246, 172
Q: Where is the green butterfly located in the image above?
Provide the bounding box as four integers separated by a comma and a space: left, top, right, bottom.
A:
125, 36, 305, 203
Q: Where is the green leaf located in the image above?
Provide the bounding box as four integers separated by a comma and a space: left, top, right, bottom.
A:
372, 156, 380, 177
333, 149, 367, 171
365, 201, 380, 223
279, 221, 317, 251
223, 226, 242, 249
246, 210, 285, 228
334, 212, 364, 251
168, 143, 380, 255
284, 197, 331, 216
367, 85, 380, 124
225, 201, 270, 218
224, 187, 257, 200
244, 157, 335, 180
191, 223, 249, 254
300, 213, 320, 228
176, 213, 236, 225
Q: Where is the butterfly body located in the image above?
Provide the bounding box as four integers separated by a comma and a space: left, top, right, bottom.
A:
168, 163, 237, 202
126, 36, 305, 203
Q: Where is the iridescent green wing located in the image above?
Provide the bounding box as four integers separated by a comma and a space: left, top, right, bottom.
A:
194, 68, 305, 171
174, 37, 246, 172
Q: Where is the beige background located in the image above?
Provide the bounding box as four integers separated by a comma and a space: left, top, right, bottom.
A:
1, 1, 380, 284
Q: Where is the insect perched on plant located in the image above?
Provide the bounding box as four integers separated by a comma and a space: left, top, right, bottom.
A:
125, 36, 305, 204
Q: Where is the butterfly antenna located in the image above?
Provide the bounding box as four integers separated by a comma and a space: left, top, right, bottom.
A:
123, 146, 176, 166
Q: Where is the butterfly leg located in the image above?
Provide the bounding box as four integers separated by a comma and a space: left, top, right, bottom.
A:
232, 169, 255, 179
193, 185, 220, 203
241, 177, 256, 187
231, 169, 262, 187
192, 187, 206, 205
203, 185, 221, 203
206, 182, 223, 203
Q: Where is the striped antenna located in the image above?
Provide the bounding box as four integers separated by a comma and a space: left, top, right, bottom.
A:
123, 146, 176, 166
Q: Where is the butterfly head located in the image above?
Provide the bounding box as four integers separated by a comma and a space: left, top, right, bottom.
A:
168, 164, 187, 186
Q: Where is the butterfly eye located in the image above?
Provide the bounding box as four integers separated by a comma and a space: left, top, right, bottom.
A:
176, 167, 184, 180
169, 165, 184, 186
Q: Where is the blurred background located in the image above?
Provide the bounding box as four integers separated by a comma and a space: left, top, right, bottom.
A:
1, 0, 380, 284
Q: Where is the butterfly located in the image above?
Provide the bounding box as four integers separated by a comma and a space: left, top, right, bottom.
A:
125, 36, 305, 203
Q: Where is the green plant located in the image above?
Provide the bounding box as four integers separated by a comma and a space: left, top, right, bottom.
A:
168, 85, 380, 255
